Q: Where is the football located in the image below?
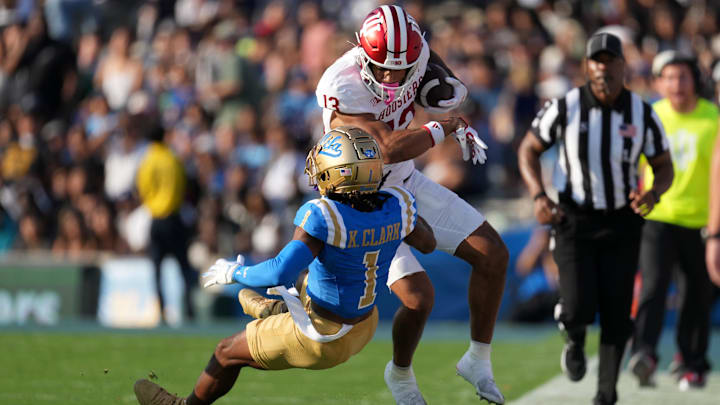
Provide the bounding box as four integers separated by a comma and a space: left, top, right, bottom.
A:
416, 62, 455, 108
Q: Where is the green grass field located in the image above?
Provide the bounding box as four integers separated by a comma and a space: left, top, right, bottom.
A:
0, 326, 598, 404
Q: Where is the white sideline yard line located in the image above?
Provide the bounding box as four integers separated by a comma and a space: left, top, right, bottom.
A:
510, 356, 720, 405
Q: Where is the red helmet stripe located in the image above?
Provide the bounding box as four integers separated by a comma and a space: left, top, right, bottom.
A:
389, 5, 402, 59
379, 5, 395, 57
395, 6, 408, 63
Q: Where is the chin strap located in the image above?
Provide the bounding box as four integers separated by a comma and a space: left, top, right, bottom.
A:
377, 170, 391, 190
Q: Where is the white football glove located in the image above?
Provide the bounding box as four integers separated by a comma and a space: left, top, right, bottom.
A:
203, 254, 245, 288
454, 124, 488, 165
437, 77, 467, 108
423, 77, 468, 114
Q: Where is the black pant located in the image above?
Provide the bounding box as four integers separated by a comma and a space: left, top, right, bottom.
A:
149, 213, 197, 321
632, 220, 713, 373
553, 205, 644, 402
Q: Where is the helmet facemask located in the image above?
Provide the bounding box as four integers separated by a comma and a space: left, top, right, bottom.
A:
355, 5, 424, 104
356, 45, 422, 104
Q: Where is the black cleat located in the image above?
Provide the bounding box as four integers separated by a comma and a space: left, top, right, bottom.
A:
561, 342, 586, 382
133, 379, 185, 405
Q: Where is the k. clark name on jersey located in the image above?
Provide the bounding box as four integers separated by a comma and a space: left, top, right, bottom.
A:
347, 222, 402, 248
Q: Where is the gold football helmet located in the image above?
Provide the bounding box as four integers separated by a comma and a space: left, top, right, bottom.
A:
305, 126, 383, 195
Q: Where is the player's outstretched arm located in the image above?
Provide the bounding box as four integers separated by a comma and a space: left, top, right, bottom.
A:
403, 215, 436, 254
204, 227, 323, 288
330, 110, 463, 163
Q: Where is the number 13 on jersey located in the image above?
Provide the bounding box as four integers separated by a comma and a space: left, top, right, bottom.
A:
323, 95, 339, 110
358, 250, 380, 309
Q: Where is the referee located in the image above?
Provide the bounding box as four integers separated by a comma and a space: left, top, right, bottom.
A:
518, 32, 674, 405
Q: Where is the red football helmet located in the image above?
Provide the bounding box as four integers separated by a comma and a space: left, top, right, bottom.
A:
356, 5, 424, 101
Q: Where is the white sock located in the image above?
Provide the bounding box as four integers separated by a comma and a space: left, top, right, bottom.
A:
468, 340, 491, 361
389, 362, 415, 380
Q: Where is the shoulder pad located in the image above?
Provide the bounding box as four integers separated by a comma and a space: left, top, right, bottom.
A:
294, 198, 348, 248
381, 186, 417, 238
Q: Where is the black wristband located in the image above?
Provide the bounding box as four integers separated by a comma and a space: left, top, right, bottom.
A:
533, 191, 547, 201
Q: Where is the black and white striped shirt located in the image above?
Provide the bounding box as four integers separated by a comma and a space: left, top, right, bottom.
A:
531, 84, 669, 211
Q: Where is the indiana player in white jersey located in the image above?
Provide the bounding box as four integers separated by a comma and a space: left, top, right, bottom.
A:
316, 5, 508, 405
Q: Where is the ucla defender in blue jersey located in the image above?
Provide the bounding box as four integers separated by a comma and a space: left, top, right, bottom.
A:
134, 127, 435, 405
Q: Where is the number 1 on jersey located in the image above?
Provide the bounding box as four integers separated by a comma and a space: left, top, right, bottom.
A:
358, 250, 380, 309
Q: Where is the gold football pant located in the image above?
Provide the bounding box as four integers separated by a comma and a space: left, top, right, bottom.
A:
245, 283, 378, 370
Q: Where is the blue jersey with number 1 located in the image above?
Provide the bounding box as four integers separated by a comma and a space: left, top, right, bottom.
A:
293, 186, 417, 319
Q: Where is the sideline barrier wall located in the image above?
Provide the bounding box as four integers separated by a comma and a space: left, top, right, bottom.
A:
2, 234, 718, 327
0, 255, 100, 325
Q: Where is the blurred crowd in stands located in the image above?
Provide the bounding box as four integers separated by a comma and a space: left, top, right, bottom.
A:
1, 0, 720, 273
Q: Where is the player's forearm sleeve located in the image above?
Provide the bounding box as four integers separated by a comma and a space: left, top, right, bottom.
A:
232, 240, 314, 287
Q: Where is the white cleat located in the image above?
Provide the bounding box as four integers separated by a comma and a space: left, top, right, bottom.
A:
456, 351, 505, 404
384, 361, 427, 405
